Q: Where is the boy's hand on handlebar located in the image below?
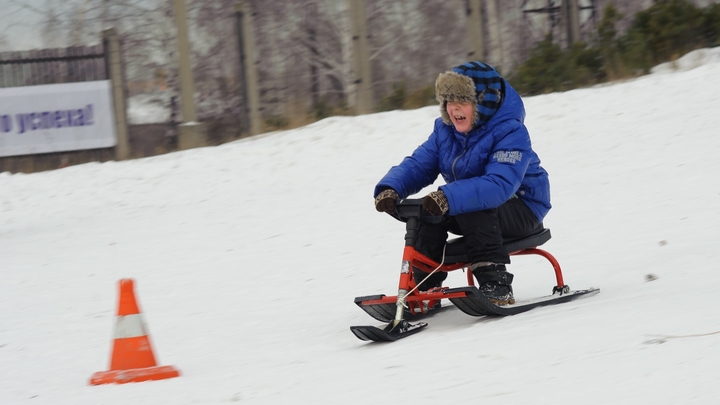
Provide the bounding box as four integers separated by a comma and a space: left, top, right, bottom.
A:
375, 189, 399, 213
422, 190, 449, 216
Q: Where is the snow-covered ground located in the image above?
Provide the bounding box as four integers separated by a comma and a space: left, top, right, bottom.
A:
2, 50, 720, 404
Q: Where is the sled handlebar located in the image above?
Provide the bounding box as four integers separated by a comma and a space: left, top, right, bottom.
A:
390, 199, 446, 225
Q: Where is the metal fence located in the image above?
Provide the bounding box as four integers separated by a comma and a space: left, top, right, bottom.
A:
0, 44, 107, 88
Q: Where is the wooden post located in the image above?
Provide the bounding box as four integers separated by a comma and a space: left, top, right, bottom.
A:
235, 2, 262, 135
485, 0, 504, 71
347, 0, 373, 115
102, 28, 130, 160
306, 3, 320, 107
173, 0, 207, 149
564, 0, 581, 46
466, 0, 484, 61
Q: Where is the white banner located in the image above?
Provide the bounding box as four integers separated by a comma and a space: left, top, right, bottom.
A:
0, 81, 117, 157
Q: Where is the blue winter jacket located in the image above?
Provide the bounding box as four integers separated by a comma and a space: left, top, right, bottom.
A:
374, 80, 551, 222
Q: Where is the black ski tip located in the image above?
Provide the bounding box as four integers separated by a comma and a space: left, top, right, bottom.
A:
350, 321, 428, 342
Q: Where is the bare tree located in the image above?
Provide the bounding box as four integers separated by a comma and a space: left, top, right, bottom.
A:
0, 33, 9, 52
361, 0, 467, 100
296, 1, 351, 108
36, 0, 177, 79
24, 0, 715, 131
40, 6, 65, 49
187, 0, 242, 118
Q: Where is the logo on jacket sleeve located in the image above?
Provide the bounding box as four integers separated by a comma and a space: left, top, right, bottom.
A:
492, 151, 523, 164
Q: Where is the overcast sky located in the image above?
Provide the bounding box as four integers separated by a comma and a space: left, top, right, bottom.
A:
1, 0, 47, 50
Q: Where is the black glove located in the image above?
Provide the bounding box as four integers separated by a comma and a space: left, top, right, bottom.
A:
422, 190, 449, 216
375, 189, 399, 214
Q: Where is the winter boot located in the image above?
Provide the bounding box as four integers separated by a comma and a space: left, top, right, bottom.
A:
471, 263, 515, 305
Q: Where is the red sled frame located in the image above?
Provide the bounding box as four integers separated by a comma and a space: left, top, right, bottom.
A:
356, 199, 567, 318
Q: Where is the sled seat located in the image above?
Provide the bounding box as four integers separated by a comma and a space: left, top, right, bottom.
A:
391, 199, 552, 265
442, 226, 551, 265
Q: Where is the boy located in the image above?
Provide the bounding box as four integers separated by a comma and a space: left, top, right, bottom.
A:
373, 61, 550, 305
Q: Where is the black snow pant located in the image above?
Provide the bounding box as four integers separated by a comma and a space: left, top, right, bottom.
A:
413, 196, 540, 288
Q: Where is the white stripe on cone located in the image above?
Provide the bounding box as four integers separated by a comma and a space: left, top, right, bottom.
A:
114, 314, 148, 339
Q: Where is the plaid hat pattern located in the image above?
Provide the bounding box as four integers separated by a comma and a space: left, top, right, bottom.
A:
450, 61, 505, 127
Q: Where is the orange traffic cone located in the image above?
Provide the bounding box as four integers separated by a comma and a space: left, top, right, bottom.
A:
90, 279, 180, 385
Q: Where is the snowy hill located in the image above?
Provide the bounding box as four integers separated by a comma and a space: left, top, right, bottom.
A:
2, 50, 720, 404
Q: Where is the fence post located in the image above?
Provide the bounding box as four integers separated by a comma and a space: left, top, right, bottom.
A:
485, 0, 505, 72
173, 0, 207, 149
102, 28, 131, 160
305, 3, 320, 107
235, 2, 262, 136
564, 0, 581, 46
347, 0, 373, 115
466, 0, 484, 61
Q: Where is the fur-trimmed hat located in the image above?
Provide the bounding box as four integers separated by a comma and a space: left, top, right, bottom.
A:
435, 61, 505, 128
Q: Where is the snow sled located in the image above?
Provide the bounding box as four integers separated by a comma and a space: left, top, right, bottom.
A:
351, 199, 599, 342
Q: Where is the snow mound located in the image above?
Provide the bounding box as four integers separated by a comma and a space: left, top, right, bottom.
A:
650, 46, 720, 74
